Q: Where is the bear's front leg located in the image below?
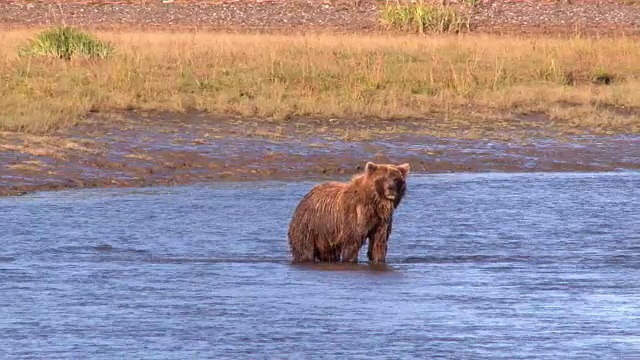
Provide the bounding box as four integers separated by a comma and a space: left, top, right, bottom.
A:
367, 221, 392, 263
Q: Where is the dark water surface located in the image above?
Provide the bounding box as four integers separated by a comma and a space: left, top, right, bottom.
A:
1, 172, 639, 359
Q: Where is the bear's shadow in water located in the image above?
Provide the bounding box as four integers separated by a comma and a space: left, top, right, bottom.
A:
292, 262, 396, 273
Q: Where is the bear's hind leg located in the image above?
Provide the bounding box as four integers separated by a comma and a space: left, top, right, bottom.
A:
292, 251, 315, 263
289, 236, 316, 263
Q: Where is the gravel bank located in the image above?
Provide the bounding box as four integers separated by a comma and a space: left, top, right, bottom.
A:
1, 0, 639, 36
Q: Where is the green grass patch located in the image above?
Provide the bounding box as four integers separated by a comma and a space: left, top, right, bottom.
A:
380, 0, 470, 34
18, 26, 114, 60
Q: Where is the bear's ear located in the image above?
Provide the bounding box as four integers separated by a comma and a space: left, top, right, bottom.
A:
365, 162, 378, 175
397, 163, 410, 178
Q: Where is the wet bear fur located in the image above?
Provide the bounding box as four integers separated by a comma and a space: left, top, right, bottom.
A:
287, 161, 410, 263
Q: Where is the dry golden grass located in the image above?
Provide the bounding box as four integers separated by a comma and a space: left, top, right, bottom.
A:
1, 28, 639, 134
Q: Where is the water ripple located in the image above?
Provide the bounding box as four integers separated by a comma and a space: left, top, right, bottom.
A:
0, 172, 638, 359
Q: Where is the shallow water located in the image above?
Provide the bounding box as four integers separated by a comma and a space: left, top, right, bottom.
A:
1, 172, 639, 359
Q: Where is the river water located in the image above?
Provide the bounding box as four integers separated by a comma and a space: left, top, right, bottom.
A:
1, 172, 639, 359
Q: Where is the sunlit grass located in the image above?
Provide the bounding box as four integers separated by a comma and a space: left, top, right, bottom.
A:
0, 29, 638, 134
17, 26, 114, 60
380, 0, 470, 34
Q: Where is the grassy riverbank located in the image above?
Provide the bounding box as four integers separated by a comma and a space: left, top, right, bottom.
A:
1, 28, 639, 134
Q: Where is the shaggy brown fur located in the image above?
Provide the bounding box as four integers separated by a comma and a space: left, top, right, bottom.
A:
287, 161, 410, 264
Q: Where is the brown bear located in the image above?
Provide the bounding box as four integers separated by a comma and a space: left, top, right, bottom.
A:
287, 161, 410, 264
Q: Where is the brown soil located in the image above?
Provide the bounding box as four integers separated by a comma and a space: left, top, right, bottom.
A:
1, 111, 638, 197
2, 0, 640, 37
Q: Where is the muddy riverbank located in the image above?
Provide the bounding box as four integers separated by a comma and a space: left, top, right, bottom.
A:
1, 111, 638, 196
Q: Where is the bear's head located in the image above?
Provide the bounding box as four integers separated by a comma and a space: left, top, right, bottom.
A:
364, 161, 411, 207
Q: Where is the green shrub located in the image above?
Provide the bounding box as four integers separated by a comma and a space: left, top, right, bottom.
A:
18, 26, 114, 60
381, 0, 470, 34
